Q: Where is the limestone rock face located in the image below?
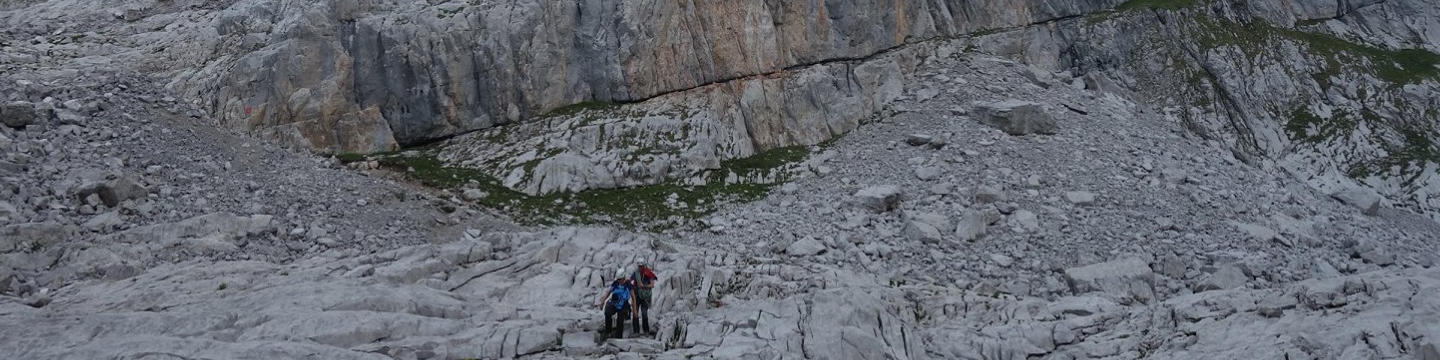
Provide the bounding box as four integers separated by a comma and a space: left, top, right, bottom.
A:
150, 0, 1125, 152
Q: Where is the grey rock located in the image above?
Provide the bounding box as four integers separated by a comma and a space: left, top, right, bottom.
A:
1420, 343, 1440, 360
928, 183, 954, 196
1330, 188, 1382, 216
955, 211, 988, 242
1063, 257, 1156, 304
903, 220, 943, 244
1159, 168, 1188, 184
1023, 175, 1043, 188
914, 166, 941, 181
606, 339, 663, 354
1231, 221, 1280, 244
1255, 293, 1298, 318
0, 270, 12, 295
908, 212, 952, 234
460, 189, 489, 201
122, 8, 143, 22
1, 222, 68, 252
0, 201, 17, 221
1063, 191, 1096, 205
82, 212, 123, 232
1011, 209, 1040, 232
787, 237, 826, 257
972, 100, 1057, 135
973, 186, 1006, 204
1312, 258, 1341, 278
76, 177, 149, 208
905, 134, 933, 146
1193, 265, 1249, 292
990, 253, 1014, 267
562, 331, 601, 356
1, 102, 45, 129
180, 0, 1115, 154
1356, 248, 1396, 266
926, 136, 949, 149
1153, 255, 1188, 279
852, 185, 903, 213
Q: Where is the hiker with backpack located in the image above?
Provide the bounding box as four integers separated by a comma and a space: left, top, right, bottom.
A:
630, 259, 658, 335
597, 268, 635, 339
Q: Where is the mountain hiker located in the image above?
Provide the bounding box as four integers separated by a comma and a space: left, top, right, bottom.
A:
631, 259, 658, 335
598, 267, 634, 339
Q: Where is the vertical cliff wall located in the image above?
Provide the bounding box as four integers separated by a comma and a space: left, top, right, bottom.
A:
176, 0, 1124, 152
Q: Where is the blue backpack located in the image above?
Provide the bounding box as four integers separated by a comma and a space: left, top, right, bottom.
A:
609, 282, 631, 311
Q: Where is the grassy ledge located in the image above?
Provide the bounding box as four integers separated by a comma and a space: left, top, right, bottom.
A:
1116, 0, 1199, 12
346, 146, 810, 231
1192, 18, 1440, 85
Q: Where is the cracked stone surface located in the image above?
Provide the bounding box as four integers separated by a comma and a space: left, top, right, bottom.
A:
4, 0, 1440, 359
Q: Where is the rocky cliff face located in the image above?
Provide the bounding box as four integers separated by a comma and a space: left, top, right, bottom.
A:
8, 0, 1440, 357
8, 0, 1436, 217
173, 0, 1124, 152
974, 0, 1440, 218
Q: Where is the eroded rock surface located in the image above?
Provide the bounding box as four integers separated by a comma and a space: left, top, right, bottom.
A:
5, 0, 1440, 359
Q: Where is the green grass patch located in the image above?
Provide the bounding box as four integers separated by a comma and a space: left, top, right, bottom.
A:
1354, 126, 1440, 184
357, 145, 809, 230
540, 101, 621, 119
1288, 31, 1440, 84
1117, 0, 1199, 11
708, 146, 809, 181
333, 153, 369, 163
1284, 108, 1362, 144
1193, 18, 1440, 85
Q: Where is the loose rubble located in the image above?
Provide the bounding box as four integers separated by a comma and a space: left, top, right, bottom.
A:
3, 1, 1440, 359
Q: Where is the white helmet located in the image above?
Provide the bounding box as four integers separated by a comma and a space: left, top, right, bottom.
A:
635, 257, 647, 266
615, 267, 628, 279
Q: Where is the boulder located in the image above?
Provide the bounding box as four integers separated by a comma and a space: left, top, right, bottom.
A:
0, 101, 45, 129
787, 237, 826, 257
1420, 343, 1440, 360
562, 331, 602, 356
905, 134, 933, 146
1152, 255, 1188, 279
971, 100, 1057, 135
0, 201, 17, 221
908, 212, 952, 233
955, 211, 988, 242
903, 220, 943, 244
1230, 222, 1281, 244
990, 254, 1014, 267
928, 183, 954, 195
1193, 265, 1249, 292
606, 338, 663, 354
76, 177, 149, 207
1063, 191, 1096, 205
1062, 257, 1156, 304
973, 186, 1006, 204
1011, 210, 1040, 232
461, 189, 489, 201
1, 222, 69, 252
914, 166, 941, 181
82, 212, 123, 232
1330, 188, 1381, 216
852, 185, 903, 212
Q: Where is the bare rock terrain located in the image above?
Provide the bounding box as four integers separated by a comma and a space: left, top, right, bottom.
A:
3, 0, 1440, 359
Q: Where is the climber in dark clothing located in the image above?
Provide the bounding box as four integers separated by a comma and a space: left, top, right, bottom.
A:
630, 259, 658, 335
598, 268, 634, 339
